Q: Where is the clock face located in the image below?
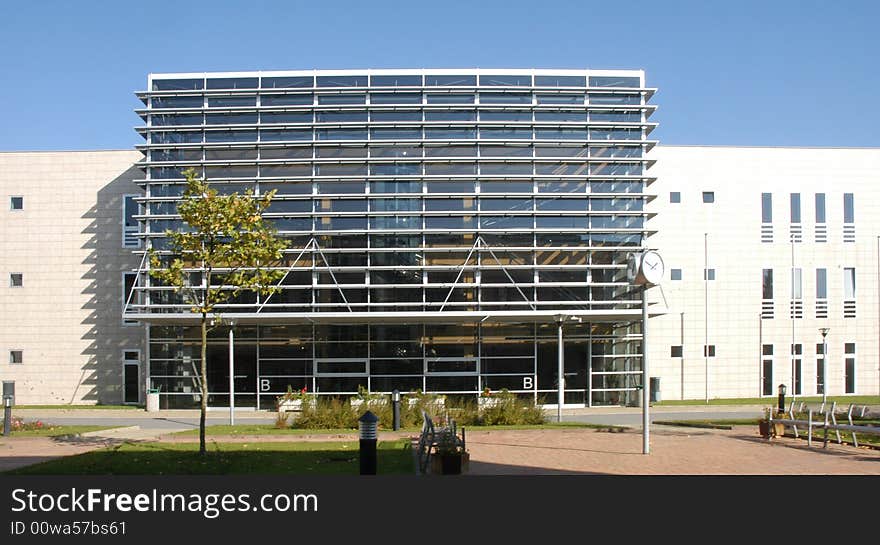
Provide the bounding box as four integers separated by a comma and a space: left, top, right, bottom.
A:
640, 251, 664, 285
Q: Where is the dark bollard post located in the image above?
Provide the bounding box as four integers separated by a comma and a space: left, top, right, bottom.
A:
359, 410, 378, 475
3, 396, 12, 436
777, 384, 787, 414
392, 389, 400, 431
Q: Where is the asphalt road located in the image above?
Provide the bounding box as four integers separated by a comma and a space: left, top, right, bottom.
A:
16, 407, 767, 430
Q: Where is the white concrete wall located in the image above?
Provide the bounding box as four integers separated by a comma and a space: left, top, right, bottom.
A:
647, 146, 880, 401
0, 151, 144, 404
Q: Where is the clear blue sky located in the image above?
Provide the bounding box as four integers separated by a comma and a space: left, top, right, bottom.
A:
1, 0, 877, 150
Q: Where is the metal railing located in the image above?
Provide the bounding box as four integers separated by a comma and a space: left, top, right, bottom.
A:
767, 402, 878, 448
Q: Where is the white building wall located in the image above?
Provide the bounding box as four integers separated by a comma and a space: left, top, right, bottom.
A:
648, 146, 880, 401
0, 150, 144, 404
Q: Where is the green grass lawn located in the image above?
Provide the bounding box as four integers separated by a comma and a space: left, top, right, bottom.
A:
14, 405, 140, 410
171, 421, 624, 437
5, 440, 414, 475
655, 395, 880, 407
3, 425, 118, 438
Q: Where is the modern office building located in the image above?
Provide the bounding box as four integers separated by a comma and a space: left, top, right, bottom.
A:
2, 69, 878, 408
126, 69, 657, 409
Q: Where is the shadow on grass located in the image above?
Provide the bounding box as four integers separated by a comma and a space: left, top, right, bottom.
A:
6, 441, 413, 475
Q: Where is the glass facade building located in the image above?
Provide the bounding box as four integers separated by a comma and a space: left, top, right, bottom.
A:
127, 69, 657, 409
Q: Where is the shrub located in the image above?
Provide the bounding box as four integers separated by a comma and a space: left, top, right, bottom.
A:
449, 390, 546, 426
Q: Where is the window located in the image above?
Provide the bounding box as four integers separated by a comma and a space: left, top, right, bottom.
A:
816, 268, 827, 299
792, 343, 802, 395
761, 193, 772, 223
816, 343, 825, 395
670, 345, 682, 358
704, 269, 715, 281
10, 196, 23, 210
845, 342, 855, 394
670, 192, 681, 203
843, 193, 854, 223
702, 191, 714, 203
843, 268, 855, 299
790, 193, 801, 223
9, 273, 22, 287
9, 350, 23, 364
703, 345, 716, 357
791, 268, 802, 299
123, 195, 140, 248
762, 345, 773, 396
670, 269, 682, 281
815, 193, 826, 223
123, 273, 137, 325
762, 269, 773, 299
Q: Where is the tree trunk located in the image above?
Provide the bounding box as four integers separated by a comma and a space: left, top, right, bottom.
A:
199, 313, 208, 455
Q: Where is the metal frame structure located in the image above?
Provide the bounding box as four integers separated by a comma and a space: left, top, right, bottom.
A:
125, 68, 658, 409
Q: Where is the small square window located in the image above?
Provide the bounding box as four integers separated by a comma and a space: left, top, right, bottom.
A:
670, 345, 682, 358
703, 345, 716, 357
670, 192, 681, 203
670, 269, 682, 281
702, 191, 714, 203
9, 350, 23, 364
762, 344, 773, 356
10, 196, 23, 210
816, 343, 824, 355
704, 268, 716, 281
845, 343, 855, 354
10, 273, 22, 287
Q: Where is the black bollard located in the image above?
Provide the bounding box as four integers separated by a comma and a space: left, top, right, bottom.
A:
777, 384, 787, 414
3, 396, 12, 436
358, 410, 378, 475
392, 389, 400, 431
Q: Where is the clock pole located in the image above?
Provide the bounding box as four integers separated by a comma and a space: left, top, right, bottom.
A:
642, 282, 650, 455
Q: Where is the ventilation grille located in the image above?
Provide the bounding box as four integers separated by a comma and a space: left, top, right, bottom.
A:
814, 224, 827, 243
761, 300, 774, 320
761, 224, 773, 243
815, 299, 828, 319
843, 224, 855, 243
844, 300, 856, 318
789, 224, 802, 243
790, 300, 803, 319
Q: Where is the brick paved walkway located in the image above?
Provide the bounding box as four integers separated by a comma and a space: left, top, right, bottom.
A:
463, 426, 880, 474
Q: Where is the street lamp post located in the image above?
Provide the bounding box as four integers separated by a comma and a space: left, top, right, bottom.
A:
820, 328, 830, 406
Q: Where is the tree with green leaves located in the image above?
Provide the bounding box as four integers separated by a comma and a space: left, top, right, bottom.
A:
149, 168, 286, 454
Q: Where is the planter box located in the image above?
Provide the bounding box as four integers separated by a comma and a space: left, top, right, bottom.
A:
758, 420, 786, 438
407, 397, 446, 408
430, 452, 469, 475
277, 398, 314, 412
478, 397, 502, 408
350, 397, 389, 409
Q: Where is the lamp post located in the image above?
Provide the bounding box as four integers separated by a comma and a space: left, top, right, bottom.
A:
777, 383, 787, 414
228, 320, 235, 426
819, 328, 830, 405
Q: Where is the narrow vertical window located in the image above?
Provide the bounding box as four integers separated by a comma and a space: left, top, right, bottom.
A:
816, 343, 825, 395
844, 342, 855, 394
761, 344, 773, 396
815, 268, 827, 299
791, 344, 802, 395
123, 195, 140, 248
761, 193, 772, 223
790, 193, 801, 223
791, 268, 802, 299
762, 269, 773, 299
843, 193, 854, 223
814, 193, 826, 223
843, 268, 855, 299
123, 272, 137, 325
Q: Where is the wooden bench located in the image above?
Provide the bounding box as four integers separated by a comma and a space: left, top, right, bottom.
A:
416, 410, 465, 475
